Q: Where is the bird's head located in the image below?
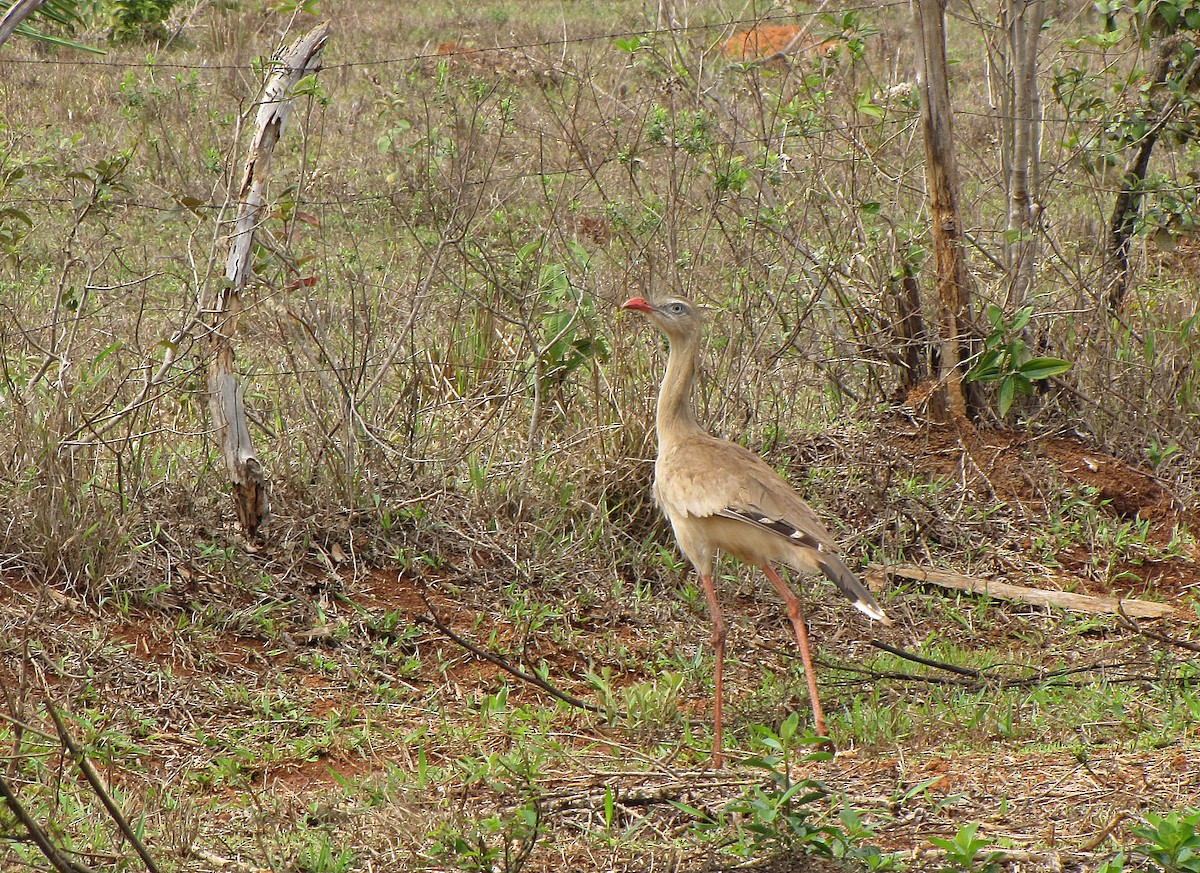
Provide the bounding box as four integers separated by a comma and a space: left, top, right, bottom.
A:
621, 296, 703, 343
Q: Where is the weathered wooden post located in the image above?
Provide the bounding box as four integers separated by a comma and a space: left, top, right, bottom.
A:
207, 21, 332, 538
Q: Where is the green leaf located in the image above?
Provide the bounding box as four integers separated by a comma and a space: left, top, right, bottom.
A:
10, 0, 105, 55
998, 376, 1017, 416
293, 73, 325, 98
1018, 357, 1073, 380
1010, 306, 1034, 333
27, 31, 102, 52
0, 208, 32, 226
966, 349, 1003, 382
855, 91, 884, 117
667, 799, 711, 819
516, 239, 542, 264
1007, 338, 1028, 362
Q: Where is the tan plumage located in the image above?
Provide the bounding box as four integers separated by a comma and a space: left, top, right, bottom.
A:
623, 295, 890, 767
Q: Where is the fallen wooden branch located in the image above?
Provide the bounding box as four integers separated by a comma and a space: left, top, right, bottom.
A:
1115, 603, 1200, 652
47, 702, 163, 873
414, 590, 626, 720
869, 563, 1175, 619
0, 772, 94, 873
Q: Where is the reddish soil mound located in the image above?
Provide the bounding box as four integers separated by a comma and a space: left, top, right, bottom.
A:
886, 424, 1188, 526
880, 421, 1200, 599
720, 24, 841, 60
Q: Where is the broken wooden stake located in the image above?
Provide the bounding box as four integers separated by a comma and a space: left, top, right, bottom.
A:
207, 21, 332, 538
869, 563, 1175, 619
0, 0, 48, 48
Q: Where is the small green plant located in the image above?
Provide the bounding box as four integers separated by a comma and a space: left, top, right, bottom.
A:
428, 750, 545, 873
965, 304, 1072, 416
66, 149, 134, 214
294, 832, 355, 873
429, 799, 541, 873
518, 240, 610, 403
713, 147, 749, 193
1131, 808, 1200, 873
106, 0, 181, 42
927, 821, 1000, 873
1147, 439, 1182, 469
673, 713, 846, 858
832, 807, 905, 871
0, 166, 33, 262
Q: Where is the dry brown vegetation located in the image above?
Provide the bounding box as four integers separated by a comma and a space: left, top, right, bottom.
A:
1, 0, 1199, 871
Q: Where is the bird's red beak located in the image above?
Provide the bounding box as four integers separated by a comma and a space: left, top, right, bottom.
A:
622, 297, 653, 313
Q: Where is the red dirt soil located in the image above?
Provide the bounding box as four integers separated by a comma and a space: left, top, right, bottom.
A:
2, 420, 1198, 870
881, 421, 1200, 598
720, 24, 842, 60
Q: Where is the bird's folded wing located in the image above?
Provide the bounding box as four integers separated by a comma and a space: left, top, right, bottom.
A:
713, 506, 829, 552
656, 435, 840, 551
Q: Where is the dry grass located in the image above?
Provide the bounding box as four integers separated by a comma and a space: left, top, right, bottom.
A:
1, 0, 1199, 870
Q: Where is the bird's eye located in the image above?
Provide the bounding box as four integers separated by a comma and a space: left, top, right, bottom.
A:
666, 302, 686, 315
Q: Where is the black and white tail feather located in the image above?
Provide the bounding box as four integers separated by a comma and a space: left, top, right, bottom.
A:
716, 506, 890, 624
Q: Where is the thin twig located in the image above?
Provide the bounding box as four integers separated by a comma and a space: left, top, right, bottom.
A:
1078, 810, 1127, 852
851, 645, 1179, 694
0, 773, 95, 873
46, 702, 164, 873
416, 591, 626, 719
870, 640, 981, 677
0, 709, 60, 743
1116, 602, 1200, 654
63, 318, 201, 445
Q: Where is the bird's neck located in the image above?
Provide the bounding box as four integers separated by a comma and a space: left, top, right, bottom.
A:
656, 335, 703, 441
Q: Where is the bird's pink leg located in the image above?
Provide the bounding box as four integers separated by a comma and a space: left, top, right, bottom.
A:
762, 565, 828, 740
699, 573, 727, 768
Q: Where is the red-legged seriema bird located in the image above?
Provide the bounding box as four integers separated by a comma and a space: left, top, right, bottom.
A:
622, 295, 891, 767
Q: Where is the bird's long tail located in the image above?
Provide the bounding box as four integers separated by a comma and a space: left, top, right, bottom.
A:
816, 552, 892, 626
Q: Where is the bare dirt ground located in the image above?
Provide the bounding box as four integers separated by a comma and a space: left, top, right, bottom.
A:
2, 417, 1198, 872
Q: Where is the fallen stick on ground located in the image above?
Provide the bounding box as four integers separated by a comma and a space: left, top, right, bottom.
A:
868, 563, 1175, 619
1115, 603, 1200, 651
0, 772, 94, 873
47, 702, 163, 873
415, 590, 626, 720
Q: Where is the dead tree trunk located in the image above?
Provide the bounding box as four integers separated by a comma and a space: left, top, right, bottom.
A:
913, 0, 978, 423
1106, 37, 1200, 314
889, 252, 931, 394
207, 21, 332, 538
1004, 0, 1044, 310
